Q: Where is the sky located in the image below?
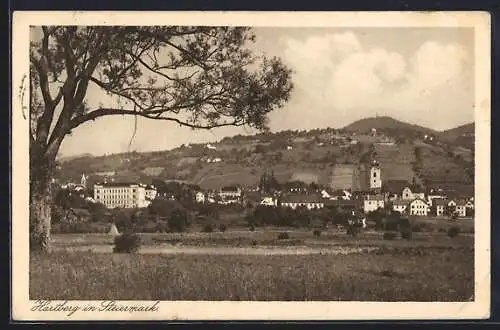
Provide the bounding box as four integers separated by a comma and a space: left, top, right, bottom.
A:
43, 27, 474, 158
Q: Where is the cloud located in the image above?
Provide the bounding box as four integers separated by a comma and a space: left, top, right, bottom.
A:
277, 32, 473, 131
409, 41, 469, 90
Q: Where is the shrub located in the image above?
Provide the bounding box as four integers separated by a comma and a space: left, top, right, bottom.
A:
398, 217, 411, 230
155, 222, 169, 233
249, 225, 256, 232
218, 224, 227, 232
313, 229, 322, 237
277, 232, 290, 240
346, 225, 360, 237
400, 229, 412, 240
202, 224, 214, 233
448, 226, 461, 238
168, 209, 190, 233
383, 232, 397, 240
113, 233, 141, 253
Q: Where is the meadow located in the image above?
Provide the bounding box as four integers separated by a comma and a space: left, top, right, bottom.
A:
31, 226, 474, 301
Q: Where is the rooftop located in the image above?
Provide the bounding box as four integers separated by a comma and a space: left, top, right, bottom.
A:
365, 194, 385, 201
433, 199, 449, 206
325, 199, 363, 207
408, 184, 425, 193
409, 198, 428, 205
392, 199, 410, 207
381, 180, 410, 194
95, 182, 140, 187
220, 186, 241, 192
281, 193, 324, 204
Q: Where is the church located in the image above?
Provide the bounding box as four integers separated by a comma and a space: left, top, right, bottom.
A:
369, 160, 382, 193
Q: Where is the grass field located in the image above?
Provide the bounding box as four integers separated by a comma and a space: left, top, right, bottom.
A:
31, 227, 474, 301
50, 228, 474, 249
30, 245, 473, 301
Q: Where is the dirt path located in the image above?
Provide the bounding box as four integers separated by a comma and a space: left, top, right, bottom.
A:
54, 245, 379, 256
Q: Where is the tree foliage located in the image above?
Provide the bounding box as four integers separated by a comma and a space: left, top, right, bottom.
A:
30, 26, 293, 161
29, 26, 293, 251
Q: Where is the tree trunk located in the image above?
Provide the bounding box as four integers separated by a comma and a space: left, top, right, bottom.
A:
29, 149, 55, 253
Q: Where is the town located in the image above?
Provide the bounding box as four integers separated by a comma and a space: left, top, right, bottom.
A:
54, 123, 474, 234
61, 162, 474, 220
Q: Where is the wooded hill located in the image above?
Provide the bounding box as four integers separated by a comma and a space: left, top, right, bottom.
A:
56, 117, 475, 191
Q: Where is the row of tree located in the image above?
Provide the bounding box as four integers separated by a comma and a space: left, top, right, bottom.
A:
245, 205, 368, 229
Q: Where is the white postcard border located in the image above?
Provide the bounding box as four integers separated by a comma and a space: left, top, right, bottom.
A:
11, 11, 491, 321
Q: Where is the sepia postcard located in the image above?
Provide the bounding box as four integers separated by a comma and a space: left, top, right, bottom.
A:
11, 11, 491, 321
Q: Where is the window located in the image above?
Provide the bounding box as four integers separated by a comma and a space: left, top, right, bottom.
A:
373, 171, 377, 178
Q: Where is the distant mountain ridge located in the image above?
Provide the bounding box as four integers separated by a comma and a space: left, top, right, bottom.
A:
58, 117, 474, 161
343, 116, 437, 134
440, 123, 475, 141
57, 153, 94, 163
344, 116, 474, 140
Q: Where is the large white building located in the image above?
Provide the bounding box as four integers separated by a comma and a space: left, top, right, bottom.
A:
279, 194, 324, 210
94, 182, 150, 209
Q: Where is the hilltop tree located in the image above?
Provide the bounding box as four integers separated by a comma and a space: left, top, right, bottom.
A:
29, 26, 293, 251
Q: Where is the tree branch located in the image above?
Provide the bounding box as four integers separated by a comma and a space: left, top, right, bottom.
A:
69, 107, 244, 130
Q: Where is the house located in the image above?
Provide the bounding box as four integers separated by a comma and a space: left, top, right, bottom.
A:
392, 199, 409, 215
363, 195, 385, 213
218, 186, 242, 204
433, 198, 448, 216
455, 199, 468, 217
219, 186, 242, 198
408, 198, 429, 216
323, 189, 351, 200
320, 189, 332, 199
84, 196, 96, 203
382, 180, 409, 200
430, 183, 474, 200
260, 196, 278, 206
280, 193, 324, 210
195, 191, 205, 203
145, 185, 157, 201
426, 188, 447, 206
402, 185, 425, 200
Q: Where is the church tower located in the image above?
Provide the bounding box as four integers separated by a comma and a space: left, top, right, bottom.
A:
369, 160, 382, 191
81, 173, 87, 188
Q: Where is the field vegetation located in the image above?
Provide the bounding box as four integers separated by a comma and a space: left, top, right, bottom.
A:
30, 240, 474, 301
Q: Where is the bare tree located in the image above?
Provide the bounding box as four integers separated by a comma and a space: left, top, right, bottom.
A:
29, 26, 293, 251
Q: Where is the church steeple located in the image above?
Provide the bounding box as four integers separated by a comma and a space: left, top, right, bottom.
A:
369, 160, 382, 191
81, 173, 87, 187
